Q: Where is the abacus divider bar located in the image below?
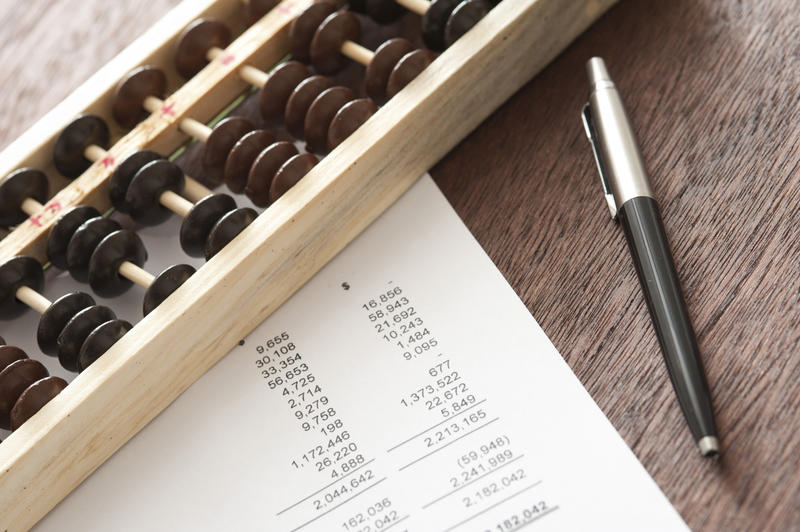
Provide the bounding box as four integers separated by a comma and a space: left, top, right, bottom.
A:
84, 145, 108, 164
21, 198, 44, 217
341, 41, 373, 67
395, 0, 429, 15
15, 285, 51, 315
143, 96, 212, 143
160, 190, 194, 218
206, 47, 269, 88
118, 261, 155, 288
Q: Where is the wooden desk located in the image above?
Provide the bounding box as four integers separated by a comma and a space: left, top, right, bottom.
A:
2, 0, 798, 529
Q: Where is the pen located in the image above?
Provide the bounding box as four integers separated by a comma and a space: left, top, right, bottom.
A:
580, 57, 719, 457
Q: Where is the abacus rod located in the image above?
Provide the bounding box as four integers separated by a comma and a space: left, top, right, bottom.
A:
118, 261, 155, 288
340, 41, 374, 67
15, 286, 51, 315
142, 96, 212, 143
160, 190, 194, 218
84, 145, 107, 164
394, 0, 429, 15
21, 197, 44, 216
182, 177, 212, 202
206, 46, 269, 88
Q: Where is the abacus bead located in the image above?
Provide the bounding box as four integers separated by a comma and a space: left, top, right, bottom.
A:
365, 38, 414, 102
109, 150, 164, 213
422, 0, 462, 51
37, 292, 95, 357
0, 256, 44, 319
311, 11, 361, 75
202, 117, 255, 186
289, 2, 338, 62
53, 115, 110, 179
245, 0, 279, 24
285, 76, 333, 139
328, 98, 379, 150
180, 193, 236, 257
349, 0, 368, 13
88, 230, 148, 298
365, 0, 405, 24
270, 153, 319, 203
143, 264, 195, 316
175, 18, 232, 79
444, 0, 491, 47
224, 130, 276, 193
204, 208, 258, 259
304, 86, 355, 154
0, 359, 48, 430
66, 217, 121, 283
112, 66, 167, 129
77, 319, 132, 371
0, 345, 27, 370
245, 142, 298, 207
47, 206, 101, 270
125, 159, 186, 226
259, 61, 311, 125
57, 305, 116, 372
10, 376, 67, 431
386, 49, 436, 99
0, 168, 49, 227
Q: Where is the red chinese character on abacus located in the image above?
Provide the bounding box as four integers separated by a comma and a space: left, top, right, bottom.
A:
29, 215, 42, 227
100, 155, 115, 169
161, 102, 176, 117
220, 53, 235, 66
278, 4, 294, 15
45, 201, 61, 214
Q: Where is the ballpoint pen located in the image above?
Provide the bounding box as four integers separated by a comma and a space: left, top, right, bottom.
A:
581, 57, 719, 457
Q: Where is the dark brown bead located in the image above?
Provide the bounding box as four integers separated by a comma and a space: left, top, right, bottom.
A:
112, 66, 167, 129
0, 256, 44, 320
205, 208, 258, 259
202, 116, 255, 186
77, 319, 132, 371
143, 264, 195, 316
444, 0, 490, 47
175, 18, 232, 79
245, 0, 279, 24
109, 150, 164, 213
88, 230, 148, 298
37, 291, 95, 357
246, 142, 298, 207
328, 98, 378, 150
0, 168, 49, 227
10, 376, 67, 431
310, 11, 361, 75
224, 130, 276, 193
365, 0, 405, 24
288, 2, 337, 62
0, 345, 27, 371
349, 0, 368, 13
180, 193, 236, 257
57, 305, 116, 372
259, 61, 311, 125
47, 206, 101, 270
422, 0, 462, 51
270, 153, 319, 203
304, 86, 355, 154
53, 115, 110, 179
386, 49, 436, 99
286, 76, 333, 140
365, 38, 414, 102
66, 217, 121, 283
125, 159, 186, 226
0, 359, 48, 429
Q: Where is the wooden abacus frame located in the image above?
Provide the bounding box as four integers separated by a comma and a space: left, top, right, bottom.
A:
0, 0, 616, 529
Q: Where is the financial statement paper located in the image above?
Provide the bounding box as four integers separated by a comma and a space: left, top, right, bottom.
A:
31, 175, 688, 531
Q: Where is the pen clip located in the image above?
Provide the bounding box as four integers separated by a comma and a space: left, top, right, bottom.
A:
581, 103, 618, 220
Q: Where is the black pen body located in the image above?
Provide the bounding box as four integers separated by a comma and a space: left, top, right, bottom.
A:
616, 196, 717, 447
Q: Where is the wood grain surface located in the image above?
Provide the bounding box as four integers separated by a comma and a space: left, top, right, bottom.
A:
1, 0, 798, 530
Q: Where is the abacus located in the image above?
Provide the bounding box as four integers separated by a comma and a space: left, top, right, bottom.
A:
0, 0, 615, 529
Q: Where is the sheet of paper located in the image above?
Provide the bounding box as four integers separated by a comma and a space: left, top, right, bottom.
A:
26, 175, 686, 531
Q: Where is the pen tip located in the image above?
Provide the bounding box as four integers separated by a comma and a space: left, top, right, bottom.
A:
697, 436, 720, 458
586, 57, 611, 87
